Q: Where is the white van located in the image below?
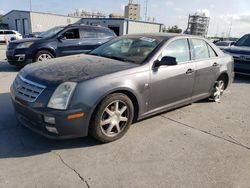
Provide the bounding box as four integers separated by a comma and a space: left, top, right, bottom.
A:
0, 30, 22, 42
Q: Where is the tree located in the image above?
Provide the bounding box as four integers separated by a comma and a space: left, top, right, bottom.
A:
164, 25, 182, 33
0, 15, 2, 23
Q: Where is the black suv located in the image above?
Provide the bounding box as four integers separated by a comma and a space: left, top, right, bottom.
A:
6, 24, 116, 66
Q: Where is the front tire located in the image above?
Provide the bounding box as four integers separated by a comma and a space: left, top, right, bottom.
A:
34, 50, 54, 62
90, 93, 134, 143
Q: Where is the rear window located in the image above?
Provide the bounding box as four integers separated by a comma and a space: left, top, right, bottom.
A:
80, 28, 96, 38
4, 31, 15, 34
191, 39, 209, 60
96, 29, 115, 38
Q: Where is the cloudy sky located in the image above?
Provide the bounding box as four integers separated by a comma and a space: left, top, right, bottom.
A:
1, 0, 250, 37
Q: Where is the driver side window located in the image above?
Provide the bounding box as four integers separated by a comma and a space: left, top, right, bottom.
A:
160, 39, 190, 63
62, 29, 80, 39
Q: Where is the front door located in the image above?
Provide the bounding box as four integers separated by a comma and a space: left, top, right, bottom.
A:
148, 38, 195, 112
57, 28, 82, 56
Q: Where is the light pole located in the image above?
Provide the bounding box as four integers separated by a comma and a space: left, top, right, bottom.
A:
145, 0, 148, 21
29, 0, 32, 11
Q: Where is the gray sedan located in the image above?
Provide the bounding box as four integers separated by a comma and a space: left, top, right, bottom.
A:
10, 34, 234, 142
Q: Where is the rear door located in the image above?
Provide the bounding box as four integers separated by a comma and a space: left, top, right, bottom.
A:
148, 38, 196, 112
57, 28, 82, 56
95, 28, 116, 46
190, 38, 220, 99
78, 28, 99, 53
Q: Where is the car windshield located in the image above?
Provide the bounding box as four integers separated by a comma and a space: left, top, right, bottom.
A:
38, 26, 64, 38
90, 37, 161, 64
235, 35, 250, 47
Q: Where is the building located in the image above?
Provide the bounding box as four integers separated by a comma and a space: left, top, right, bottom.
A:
109, 13, 124, 19
2, 10, 81, 35
185, 10, 210, 37
124, 0, 141, 21
69, 9, 106, 18
79, 18, 163, 36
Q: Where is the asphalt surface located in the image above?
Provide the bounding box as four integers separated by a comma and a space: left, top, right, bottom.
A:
0, 60, 250, 188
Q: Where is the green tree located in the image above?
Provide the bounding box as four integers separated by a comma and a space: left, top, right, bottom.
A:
165, 25, 182, 33
0, 15, 2, 23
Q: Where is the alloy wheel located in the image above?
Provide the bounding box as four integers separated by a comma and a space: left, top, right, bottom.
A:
213, 80, 225, 102
100, 100, 129, 137
37, 54, 52, 62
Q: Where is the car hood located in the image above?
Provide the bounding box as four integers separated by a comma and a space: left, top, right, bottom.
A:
224, 45, 250, 55
11, 37, 45, 44
20, 54, 139, 86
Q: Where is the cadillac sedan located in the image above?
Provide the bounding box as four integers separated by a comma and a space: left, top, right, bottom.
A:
10, 34, 234, 142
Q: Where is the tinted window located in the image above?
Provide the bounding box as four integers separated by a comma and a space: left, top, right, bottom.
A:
235, 34, 250, 47
161, 39, 190, 63
80, 28, 96, 38
4, 31, 14, 34
207, 44, 217, 58
0, 31, 3, 35
63, 29, 80, 39
96, 29, 114, 38
191, 39, 209, 60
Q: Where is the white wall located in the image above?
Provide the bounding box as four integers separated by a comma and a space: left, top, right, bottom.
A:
127, 21, 162, 34
31, 12, 80, 32
2, 11, 31, 34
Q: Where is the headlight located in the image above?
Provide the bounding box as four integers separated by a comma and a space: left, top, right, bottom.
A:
16, 42, 34, 49
48, 82, 77, 110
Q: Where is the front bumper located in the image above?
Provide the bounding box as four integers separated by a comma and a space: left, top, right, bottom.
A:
6, 48, 33, 66
11, 95, 90, 140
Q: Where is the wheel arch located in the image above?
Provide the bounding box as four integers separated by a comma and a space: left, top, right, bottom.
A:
89, 88, 140, 127
217, 72, 229, 89
35, 48, 56, 60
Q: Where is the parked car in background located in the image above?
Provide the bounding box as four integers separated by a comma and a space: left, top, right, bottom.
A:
215, 41, 235, 50
10, 34, 234, 142
0, 30, 22, 42
6, 24, 116, 66
223, 34, 250, 75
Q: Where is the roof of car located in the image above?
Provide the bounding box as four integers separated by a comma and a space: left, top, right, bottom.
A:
120, 33, 192, 41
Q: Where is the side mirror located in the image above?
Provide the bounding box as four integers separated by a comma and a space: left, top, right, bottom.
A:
57, 35, 66, 41
156, 56, 177, 67
231, 42, 236, 46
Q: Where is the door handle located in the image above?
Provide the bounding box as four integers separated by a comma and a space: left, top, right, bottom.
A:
213, 62, 219, 67
186, 68, 194, 75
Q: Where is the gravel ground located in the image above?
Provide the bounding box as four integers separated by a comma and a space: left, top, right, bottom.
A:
0, 61, 250, 188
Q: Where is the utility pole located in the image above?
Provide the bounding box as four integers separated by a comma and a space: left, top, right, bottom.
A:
29, 0, 32, 11
145, 0, 148, 21
228, 17, 233, 39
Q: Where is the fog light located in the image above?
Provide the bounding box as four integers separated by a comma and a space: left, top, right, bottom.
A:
44, 116, 55, 124
45, 126, 58, 134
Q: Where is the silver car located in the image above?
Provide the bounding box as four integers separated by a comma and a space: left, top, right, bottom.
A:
11, 34, 234, 142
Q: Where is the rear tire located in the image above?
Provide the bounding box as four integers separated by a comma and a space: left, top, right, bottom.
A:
34, 50, 54, 62
90, 93, 134, 143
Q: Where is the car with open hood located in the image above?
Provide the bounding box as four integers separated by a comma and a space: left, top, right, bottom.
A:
10, 33, 234, 142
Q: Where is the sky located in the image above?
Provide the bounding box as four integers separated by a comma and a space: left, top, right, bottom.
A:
1, 0, 250, 37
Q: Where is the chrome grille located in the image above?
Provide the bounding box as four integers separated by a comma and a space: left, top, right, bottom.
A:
14, 75, 46, 102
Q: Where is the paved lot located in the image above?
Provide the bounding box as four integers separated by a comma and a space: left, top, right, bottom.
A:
0, 61, 250, 188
